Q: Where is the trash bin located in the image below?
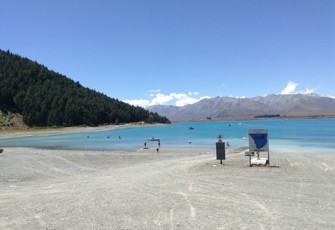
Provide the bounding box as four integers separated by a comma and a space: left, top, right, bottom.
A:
216, 141, 225, 162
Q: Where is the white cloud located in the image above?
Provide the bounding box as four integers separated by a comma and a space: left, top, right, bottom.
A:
188, 91, 200, 96
229, 94, 246, 99
280, 81, 321, 95
200, 96, 211, 100
149, 93, 174, 106
123, 99, 150, 107
123, 90, 211, 108
148, 89, 161, 97
151, 92, 199, 107
171, 93, 200, 107
300, 86, 320, 94
281, 81, 298, 95
148, 89, 160, 93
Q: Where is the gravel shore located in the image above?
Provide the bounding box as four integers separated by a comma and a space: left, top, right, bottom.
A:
0, 123, 159, 139
0, 147, 334, 229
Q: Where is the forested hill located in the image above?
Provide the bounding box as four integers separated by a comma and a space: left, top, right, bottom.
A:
0, 50, 170, 126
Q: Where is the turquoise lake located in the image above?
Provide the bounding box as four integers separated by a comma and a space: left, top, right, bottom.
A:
1, 119, 335, 153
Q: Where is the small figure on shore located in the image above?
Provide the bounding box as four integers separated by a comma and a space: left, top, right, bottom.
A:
226, 141, 230, 147
144, 142, 147, 148
156, 147, 159, 153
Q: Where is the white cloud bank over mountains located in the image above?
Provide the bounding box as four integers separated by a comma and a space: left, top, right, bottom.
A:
280, 81, 320, 95
123, 90, 210, 108
124, 81, 323, 108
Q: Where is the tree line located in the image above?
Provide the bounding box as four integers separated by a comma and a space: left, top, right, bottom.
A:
0, 50, 170, 126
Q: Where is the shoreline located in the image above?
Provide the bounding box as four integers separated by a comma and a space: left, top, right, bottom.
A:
2, 116, 335, 138
0, 123, 164, 139
1, 147, 334, 229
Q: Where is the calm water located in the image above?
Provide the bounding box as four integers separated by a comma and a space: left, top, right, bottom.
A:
1, 119, 335, 153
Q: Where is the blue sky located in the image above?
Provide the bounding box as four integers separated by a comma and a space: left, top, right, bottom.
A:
1, 0, 334, 107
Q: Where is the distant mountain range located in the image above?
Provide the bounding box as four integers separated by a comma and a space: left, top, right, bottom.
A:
148, 94, 335, 122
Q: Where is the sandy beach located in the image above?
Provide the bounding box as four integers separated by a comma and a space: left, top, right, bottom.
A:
0, 145, 334, 230
0, 123, 161, 139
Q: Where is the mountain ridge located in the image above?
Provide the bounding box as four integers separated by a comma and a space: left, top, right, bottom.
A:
148, 94, 335, 122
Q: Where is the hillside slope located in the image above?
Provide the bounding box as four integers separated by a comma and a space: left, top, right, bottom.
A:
0, 50, 169, 127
